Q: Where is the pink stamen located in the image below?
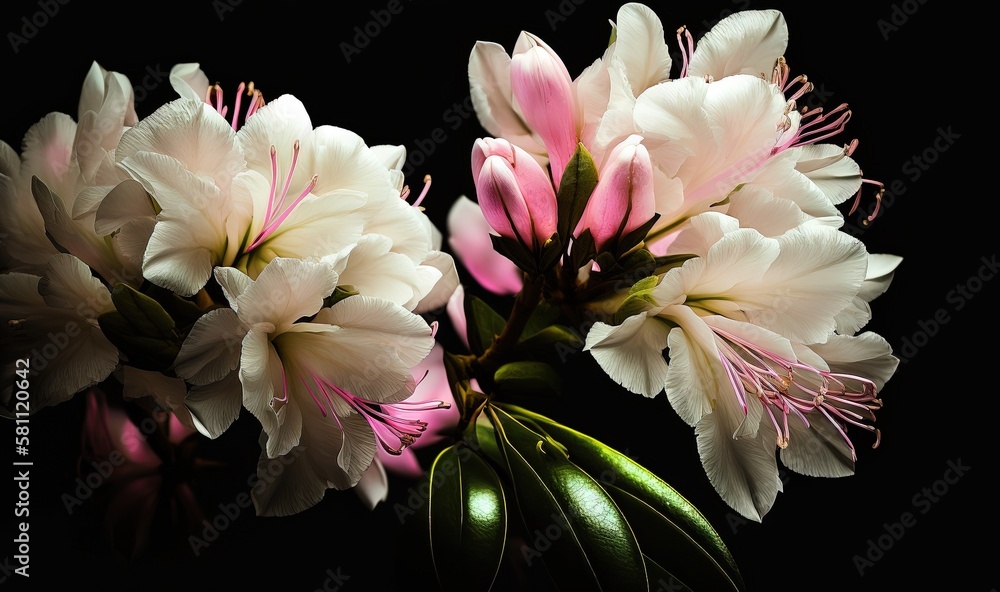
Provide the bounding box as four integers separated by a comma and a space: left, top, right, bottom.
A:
290, 369, 451, 456
710, 325, 882, 455
676, 26, 694, 78
205, 80, 264, 129
411, 174, 432, 208
246, 141, 318, 252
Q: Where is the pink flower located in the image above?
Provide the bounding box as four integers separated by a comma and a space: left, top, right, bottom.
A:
577, 135, 655, 253
510, 32, 579, 187
472, 137, 558, 251
355, 342, 461, 509
446, 196, 523, 295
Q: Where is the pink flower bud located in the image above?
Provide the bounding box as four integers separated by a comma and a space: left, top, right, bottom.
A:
510, 32, 578, 189
472, 137, 558, 250
578, 135, 655, 252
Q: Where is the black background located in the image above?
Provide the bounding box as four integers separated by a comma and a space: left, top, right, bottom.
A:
0, 0, 991, 591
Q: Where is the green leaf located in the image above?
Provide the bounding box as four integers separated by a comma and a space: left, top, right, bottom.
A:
501, 404, 746, 592
486, 405, 647, 592
429, 443, 508, 592
517, 325, 584, 360
97, 312, 180, 371
519, 300, 562, 342
323, 285, 358, 309
98, 283, 183, 371
556, 143, 599, 244
490, 233, 537, 274
493, 361, 562, 399
464, 295, 508, 356
111, 283, 176, 339
145, 285, 206, 329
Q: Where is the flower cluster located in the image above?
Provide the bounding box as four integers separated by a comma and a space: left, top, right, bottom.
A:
0, 3, 904, 589
453, 4, 900, 520
1, 62, 459, 516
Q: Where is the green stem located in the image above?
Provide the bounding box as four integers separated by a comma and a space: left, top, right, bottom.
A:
475, 273, 544, 378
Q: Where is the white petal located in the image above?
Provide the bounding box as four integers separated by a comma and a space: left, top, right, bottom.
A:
687, 9, 788, 79
117, 98, 244, 191
213, 266, 253, 310
355, 458, 389, 510
93, 179, 154, 235
318, 294, 433, 369
239, 327, 280, 438
612, 3, 672, 95
309, 125, 398, 203
173, 308, 246, 385
185, 372, 244, 439
803, 332, 899, 391
411, 251, 459, 314
169, 63, 210, 102
36, 253, 113, 316
236, 257, 339, 329
334, 234, 427, 307
740, 226, 868, 344
661, 306, 725, 425
792, 144, 862, 206
584, 313, 671, 398
695, 396, 780, 522
778, 414, 855, 478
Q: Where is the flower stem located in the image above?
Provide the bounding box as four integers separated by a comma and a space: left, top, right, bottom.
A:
475, 273, 543, 378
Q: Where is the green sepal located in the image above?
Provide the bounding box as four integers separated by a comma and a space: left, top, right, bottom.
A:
323, 285, 359, 309
556, 143, 599, 246
490, 233, 537, 275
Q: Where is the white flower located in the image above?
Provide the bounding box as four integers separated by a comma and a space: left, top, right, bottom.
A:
1, 62, 140, 286
172, 257, 440, 516
1, 254, 118, 415
584, 212, 889, 520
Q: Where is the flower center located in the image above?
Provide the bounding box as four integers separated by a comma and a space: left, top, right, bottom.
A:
712, 325, 882, 459
245, 141, 319, 252
206, 81, 264, 131
273, 368, 449, 455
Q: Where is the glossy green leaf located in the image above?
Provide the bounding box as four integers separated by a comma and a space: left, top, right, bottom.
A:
464, 295, 508, 356
493, 360, 563, 399
501, 404, 745, 592
486, 405, 647, 592
429, 443, 508, 592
